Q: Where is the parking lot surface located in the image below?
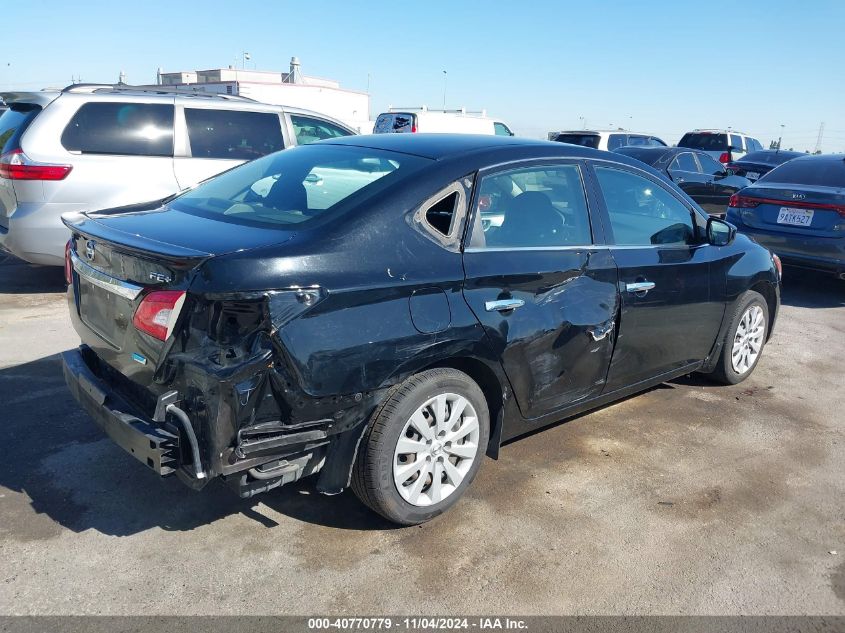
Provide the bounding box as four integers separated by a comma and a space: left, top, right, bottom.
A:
0, 253, 843, 615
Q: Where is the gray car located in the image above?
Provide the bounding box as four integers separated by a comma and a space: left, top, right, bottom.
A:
0, 84, 356, 265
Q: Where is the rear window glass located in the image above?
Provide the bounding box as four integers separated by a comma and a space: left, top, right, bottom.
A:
0, 104, 41, 153
678, 133, 728, 151
62, 102, 174, 156
758, 159, 845, 187
729, 135, 744, 150
670, 153, 698, 172
607, 134, 628, 151
374, 113, 415, 134
553, 134, 600, 149
185, 108, 283, 160
169, 144, 430, 228
741, 151, 803, 166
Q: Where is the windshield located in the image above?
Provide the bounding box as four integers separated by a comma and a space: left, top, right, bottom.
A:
758, 158, 845, 187
678, 133, 728, 151
170, 144, 430, 227
553, 134, 600, 149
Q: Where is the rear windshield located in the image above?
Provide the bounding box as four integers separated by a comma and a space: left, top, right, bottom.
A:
740, 151, 803, 166
758, 158, 845, 187
613, 147, 665, 165
678, 133, 728, 151
0, 104, 41, 153
169, 144, 430, 228
553, 134, 600, 149
374, 113, 416, 134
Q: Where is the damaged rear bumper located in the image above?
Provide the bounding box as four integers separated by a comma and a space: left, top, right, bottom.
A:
62, 347, 179, 476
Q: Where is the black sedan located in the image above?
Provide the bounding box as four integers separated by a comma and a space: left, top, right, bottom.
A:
615, 145, 752, 217
60, 135, 781, 525
727, 149, 805, 183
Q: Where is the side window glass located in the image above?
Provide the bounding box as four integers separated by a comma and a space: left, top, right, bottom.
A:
627, 135, 648, 146
493, 122, 512, 136
670, 153, 698, 172
290, 115, 351, 145
697, 153, 725, 175
185, 109, 284, 160
729, 134, 744, 151
607, 134, 627, 150
471, 165, 592, 249
595, 166, 696, 247
61, 102, 174, 156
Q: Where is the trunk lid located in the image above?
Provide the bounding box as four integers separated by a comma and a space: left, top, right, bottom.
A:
63, 205, 296, 412
737, 184, 845, 238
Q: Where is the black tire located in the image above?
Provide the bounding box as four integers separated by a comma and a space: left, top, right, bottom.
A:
351, 368, 490, 525
708, 290, 769, 385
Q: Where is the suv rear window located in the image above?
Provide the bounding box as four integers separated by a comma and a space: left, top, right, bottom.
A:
553, 134, 600, 149
185, 108, 283, 160
61, 102, 174, 157
678, 133, 728, 151
0, 104, 41, 153
759, 159, 845, 187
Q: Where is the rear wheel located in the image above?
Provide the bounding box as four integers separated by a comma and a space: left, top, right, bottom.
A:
352, 369, 489, 525
709, 290, 769, 384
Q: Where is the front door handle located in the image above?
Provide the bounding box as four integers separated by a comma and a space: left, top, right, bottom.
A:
625, 281, 656, 295
485, 298, 525, 313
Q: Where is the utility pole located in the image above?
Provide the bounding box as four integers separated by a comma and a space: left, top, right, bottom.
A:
814, 122, 825, 154
777, 124, 784, 150
442, 70, 447, 110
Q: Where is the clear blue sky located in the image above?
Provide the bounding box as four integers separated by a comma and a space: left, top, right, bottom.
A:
3, 0, 844, 151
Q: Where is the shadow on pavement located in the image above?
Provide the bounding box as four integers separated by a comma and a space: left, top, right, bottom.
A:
779, 266, 845, 309
0, 353, 397, 538
0, 253, 66, 295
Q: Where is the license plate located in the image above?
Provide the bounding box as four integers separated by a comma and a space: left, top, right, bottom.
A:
777, 207, 814, 227
746, 171, 760, 180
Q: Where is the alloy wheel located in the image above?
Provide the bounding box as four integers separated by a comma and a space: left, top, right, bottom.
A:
731, 304, 765, 374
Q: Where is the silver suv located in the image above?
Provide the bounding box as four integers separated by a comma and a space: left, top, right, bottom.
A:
0, 84, 356, 265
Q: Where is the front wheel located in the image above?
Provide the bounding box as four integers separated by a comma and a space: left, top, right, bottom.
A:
708, 290, 769, 384
351, 369, 490, 525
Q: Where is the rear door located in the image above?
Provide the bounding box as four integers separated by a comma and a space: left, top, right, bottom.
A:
60, 100, 179, 208
589, 162, 726, 390
667, 151, 709, 202
697, 152, 736, 215
462, 161, 619, 419
174, 107, 286, 190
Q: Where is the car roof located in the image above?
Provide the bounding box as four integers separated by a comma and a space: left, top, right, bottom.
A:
555, 129, 657, 136
321, 133, 563, 159
685, 129, 752, 136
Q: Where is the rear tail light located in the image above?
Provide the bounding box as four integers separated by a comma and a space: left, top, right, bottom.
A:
411, 125, 417, 133
718, 152, 730, 164
729, 194, 760, 208
133, 290, 186, 341
0, 148, 72, 181
64, 240, 73, 285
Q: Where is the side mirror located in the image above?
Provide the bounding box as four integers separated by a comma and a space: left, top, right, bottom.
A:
707, 217, 736, 246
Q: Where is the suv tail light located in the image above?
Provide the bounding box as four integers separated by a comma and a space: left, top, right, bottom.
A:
729, 194, 760, 208
64, 240, 73, 284
133, 290, 186, 341
718, 152, 730, 164
0, 148, 72, 181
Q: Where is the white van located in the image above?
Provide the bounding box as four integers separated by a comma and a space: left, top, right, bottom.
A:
373, 107, 514, 136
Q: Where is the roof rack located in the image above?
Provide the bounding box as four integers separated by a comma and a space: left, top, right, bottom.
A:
60, 83, 257, 102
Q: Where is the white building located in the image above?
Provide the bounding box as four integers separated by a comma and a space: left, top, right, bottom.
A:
153, 57, 371, 133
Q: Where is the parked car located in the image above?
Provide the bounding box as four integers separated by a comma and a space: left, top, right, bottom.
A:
374, 107, 513, 136
727, 150, 805, 182
61, 134, 780, 525
0, 84, 356, 266
614, 146, 752, 217
678, 129, 763, 164
726, 154, 845, 278
550, 129, 666, 151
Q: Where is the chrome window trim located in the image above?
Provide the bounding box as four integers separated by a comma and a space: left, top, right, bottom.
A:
70, 251, 144, 300
465, 243, 705, 253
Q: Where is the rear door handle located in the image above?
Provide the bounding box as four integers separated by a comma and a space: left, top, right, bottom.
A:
625, 281, 655, 294
485, 299, 525, 312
